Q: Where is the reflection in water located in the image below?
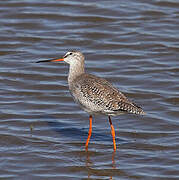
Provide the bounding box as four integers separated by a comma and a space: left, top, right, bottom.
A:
110, 151, 116, 180
85, 150, 116, 179
47, 116, 120, 179
85, 151, 92, 168
85, 151, 92, 179
112, 151, 116, 169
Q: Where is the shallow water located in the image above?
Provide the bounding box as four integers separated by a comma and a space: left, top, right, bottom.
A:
0, 0, 179, 179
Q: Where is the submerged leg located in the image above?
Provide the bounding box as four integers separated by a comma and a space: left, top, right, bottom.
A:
85, 115, 92, 151
108, 116, 116, 151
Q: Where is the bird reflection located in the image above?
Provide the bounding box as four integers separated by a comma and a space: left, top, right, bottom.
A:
85, 149, 116, 179
112, 151, 116, 169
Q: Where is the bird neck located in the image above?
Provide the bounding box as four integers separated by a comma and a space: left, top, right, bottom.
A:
68, 62, 85, 85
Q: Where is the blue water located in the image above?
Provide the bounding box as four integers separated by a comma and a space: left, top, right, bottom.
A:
0, 0, 179, 179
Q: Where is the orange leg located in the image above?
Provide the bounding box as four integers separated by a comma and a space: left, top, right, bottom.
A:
109, 116, 116, 151
85, 115, 92, 151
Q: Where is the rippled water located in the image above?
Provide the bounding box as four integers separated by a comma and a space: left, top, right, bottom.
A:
0, 0, 179, 179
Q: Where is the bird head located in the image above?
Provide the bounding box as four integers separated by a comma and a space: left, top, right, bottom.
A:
36, 51, 84, 65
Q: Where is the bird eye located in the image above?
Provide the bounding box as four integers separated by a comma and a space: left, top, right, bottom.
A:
64, 52, 73, 58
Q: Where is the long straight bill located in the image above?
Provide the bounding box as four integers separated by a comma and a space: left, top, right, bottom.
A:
36, 58, 64, 63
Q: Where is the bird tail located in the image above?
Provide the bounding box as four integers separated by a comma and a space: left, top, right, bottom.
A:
131, 103, 146, 115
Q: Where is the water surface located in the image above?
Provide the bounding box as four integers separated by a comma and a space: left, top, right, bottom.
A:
0, 0, 179, 179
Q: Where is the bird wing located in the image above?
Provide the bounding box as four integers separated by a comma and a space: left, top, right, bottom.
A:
71, 73, 144, 115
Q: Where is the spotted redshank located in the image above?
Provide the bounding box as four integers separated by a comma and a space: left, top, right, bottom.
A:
36, 51, 145, 151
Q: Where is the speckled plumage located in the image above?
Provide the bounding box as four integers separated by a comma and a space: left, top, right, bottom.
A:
63, 51, 145, 116
70, 73, 145, 116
